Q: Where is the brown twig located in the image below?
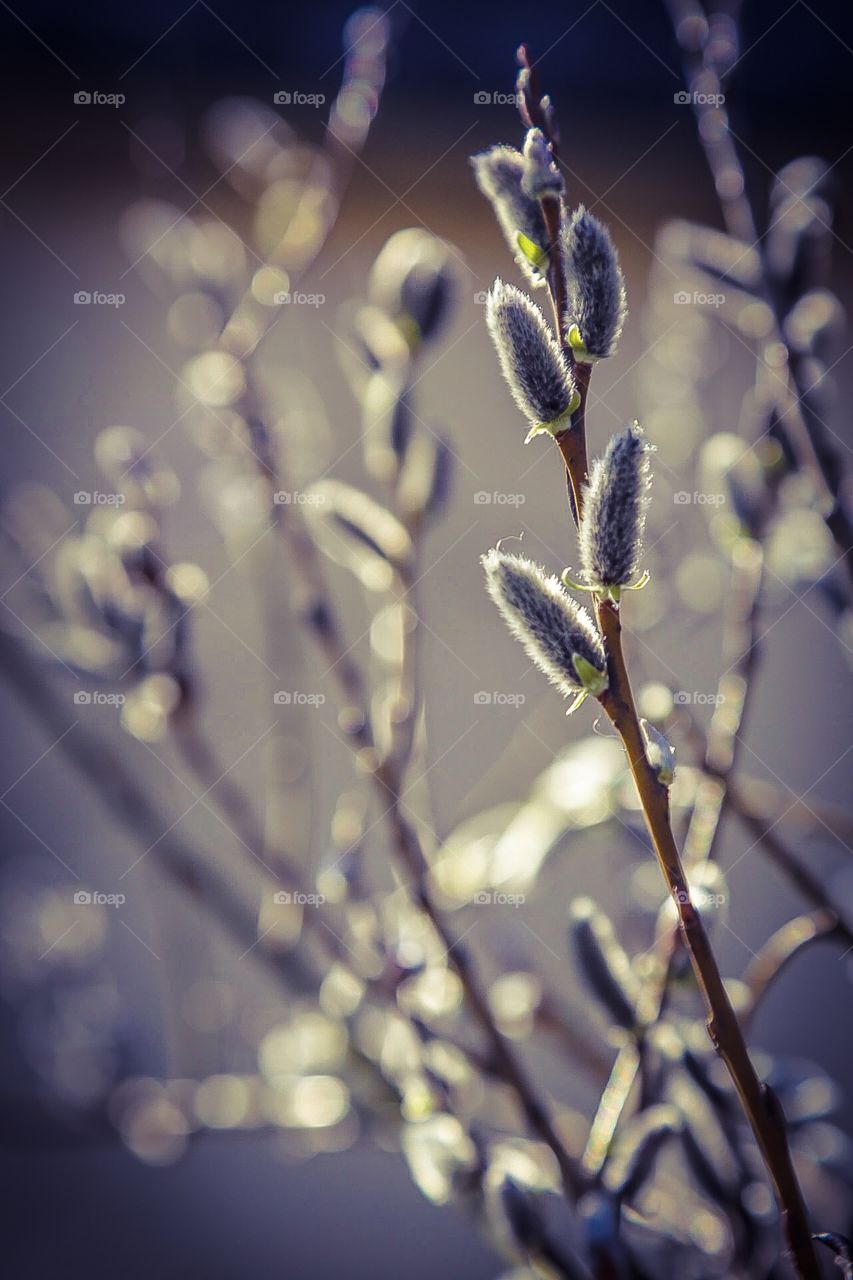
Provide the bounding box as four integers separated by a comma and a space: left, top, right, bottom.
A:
592, 600, 819, 1278
524, 135, 820, 1261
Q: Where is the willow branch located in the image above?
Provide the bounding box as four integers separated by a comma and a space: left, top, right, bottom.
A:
592, 600, 818, 1278
544, 401, 819, 1268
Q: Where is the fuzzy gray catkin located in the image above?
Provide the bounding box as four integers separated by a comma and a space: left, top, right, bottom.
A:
482, 550, 607, 698
472, 146, 550, 287
562, 205, 627, 360
486, 279, 578, 440
579, 425, 651, 590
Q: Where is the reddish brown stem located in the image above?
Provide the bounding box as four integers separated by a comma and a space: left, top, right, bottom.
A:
594, 600, 818, 1279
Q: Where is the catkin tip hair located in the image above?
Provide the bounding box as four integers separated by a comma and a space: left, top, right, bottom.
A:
521, 128, 564, 200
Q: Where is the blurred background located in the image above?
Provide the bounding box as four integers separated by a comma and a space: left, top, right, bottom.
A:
1, 1, 852, 1276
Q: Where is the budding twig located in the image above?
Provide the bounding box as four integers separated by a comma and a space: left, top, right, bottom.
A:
592, 601, 819, 1279
507, 53, 821, 1272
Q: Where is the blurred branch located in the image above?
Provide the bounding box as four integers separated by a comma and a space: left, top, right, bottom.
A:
682, 538, 764, 868
665, 0, 853, 586
246, 326, 586, 1208
740, 910, 840, 1033
726, 776, 853, 852
727, 791, 853, 952
0, 627, 319, 994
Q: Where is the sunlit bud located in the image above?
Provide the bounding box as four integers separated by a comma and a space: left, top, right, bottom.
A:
579, 425, 651, 594
472, 145, 550, 287
641, 719, 676, 785
486, 279, 579, 442
562, 206, 627, 360
482, 550, 607, 702
521, 128, 564, 200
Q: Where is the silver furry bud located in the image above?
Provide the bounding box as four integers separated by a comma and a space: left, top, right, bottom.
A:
472, 146, 550, 286
641, 719, 676, 785
579, 425, 651, 594
521, 128, 564, 200
562, 206, 627, 360
486, 279, 579, 442
482, 549, 607, 701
